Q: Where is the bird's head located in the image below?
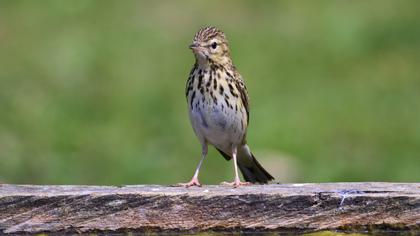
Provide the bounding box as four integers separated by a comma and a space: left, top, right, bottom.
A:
189, 26, 231, 66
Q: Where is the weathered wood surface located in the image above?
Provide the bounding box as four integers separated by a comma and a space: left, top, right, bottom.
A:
0, 183, 419, 234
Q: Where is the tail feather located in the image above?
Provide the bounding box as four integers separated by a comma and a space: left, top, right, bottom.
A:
217, 145, 274, 184
238, 152, 274, 183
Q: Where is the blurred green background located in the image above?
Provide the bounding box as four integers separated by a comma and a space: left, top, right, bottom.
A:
0, 1, 419, 185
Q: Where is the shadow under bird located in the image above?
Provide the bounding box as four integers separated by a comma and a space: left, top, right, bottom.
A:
180, 26, 274, 187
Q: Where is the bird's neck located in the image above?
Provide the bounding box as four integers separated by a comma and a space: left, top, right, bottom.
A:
195, 58, 233, 72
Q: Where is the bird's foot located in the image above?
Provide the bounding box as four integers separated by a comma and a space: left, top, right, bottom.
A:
220, 178, 251, 188
176, 177, 202, 188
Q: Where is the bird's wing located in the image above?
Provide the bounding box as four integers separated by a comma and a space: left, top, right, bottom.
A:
216, 148, 231, 161
234, 75, 250, 125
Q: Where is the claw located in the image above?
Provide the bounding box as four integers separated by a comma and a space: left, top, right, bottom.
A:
176, 177, 202, 188
220, 179, 251, 188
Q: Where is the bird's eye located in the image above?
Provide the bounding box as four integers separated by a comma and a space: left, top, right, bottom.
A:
211, 42, 217, 49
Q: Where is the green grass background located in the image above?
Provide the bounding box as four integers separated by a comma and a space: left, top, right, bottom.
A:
0, 1, 419, 185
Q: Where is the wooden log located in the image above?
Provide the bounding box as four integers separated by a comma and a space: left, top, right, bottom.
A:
0, 183, 419, 234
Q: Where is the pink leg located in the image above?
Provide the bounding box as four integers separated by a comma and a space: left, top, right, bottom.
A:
177, 145, 208, 187
221, 147, 251, 188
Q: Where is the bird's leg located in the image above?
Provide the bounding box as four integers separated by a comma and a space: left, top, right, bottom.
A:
221, 147, 251, 188
177, 144, 208, 187
232, 147, 241, 186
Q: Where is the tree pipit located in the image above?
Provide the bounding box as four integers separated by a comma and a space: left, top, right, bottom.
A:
180, 27, 274, 187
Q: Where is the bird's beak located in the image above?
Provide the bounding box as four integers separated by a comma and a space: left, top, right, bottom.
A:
189, 43, 199, 49
189, 43, 206, 53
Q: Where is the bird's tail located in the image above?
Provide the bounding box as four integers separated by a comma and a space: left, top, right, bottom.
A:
237, 145, 274, 184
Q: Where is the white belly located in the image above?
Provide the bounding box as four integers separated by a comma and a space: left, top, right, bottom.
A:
189, 98, 245, 152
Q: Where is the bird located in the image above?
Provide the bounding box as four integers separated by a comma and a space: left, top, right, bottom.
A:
180, 26, 274, 187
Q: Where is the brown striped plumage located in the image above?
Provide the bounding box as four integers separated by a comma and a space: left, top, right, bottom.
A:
180, 26, 274, 187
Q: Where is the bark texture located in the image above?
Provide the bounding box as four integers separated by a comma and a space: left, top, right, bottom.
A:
0, 183, 419, 234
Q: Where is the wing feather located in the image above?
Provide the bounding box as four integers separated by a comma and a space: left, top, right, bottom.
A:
234, 76, 249, 125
